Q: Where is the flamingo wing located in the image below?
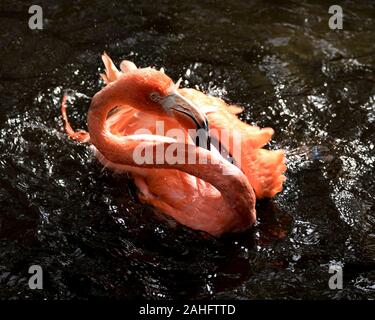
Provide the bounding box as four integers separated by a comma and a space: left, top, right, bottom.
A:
179, 88, 286, 199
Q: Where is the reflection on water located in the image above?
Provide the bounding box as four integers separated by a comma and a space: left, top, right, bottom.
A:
0, 0, 374, 299
287, 144, 334, 163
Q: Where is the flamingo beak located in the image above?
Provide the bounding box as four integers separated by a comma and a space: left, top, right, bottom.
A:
161, 92, 211, 150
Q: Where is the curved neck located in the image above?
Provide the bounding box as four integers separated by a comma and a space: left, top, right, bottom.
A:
87, 80, 256, 225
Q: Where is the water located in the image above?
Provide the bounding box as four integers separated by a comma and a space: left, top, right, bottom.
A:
0, 0, 374, 299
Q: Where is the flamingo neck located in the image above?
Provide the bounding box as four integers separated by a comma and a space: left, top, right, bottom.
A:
87, 79, 256, 226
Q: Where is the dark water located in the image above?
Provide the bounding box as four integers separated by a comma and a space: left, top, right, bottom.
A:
0, 0, 374, 299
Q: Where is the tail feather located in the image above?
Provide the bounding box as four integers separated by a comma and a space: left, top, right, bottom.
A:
241, 149, 286, 199
101, 52, 122, 84
119, 60, 137, 73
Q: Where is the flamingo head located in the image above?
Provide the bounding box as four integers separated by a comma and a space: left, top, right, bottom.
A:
122, 67, 210, 148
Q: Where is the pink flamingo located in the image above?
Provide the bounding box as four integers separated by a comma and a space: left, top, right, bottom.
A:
61, 53, 286, 236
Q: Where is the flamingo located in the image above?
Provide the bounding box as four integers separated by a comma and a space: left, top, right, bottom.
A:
61, 53, 286, 236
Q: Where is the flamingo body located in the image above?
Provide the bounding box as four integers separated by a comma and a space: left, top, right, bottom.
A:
61, 53, 286, 236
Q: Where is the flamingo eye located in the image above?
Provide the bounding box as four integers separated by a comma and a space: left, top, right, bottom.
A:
150, 92, 161, 102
